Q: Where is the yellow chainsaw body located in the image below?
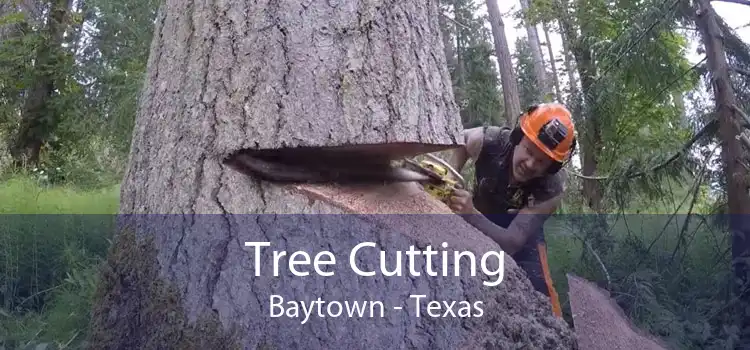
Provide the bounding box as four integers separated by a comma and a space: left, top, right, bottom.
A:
415, 159, 459, 203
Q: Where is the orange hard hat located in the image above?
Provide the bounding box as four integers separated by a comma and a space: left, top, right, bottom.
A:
519, 103, 576, 163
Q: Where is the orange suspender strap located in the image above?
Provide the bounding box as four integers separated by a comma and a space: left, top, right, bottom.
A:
537, 242, 562, 318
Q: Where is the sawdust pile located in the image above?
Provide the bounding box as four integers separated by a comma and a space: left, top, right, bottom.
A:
287, 182, 578, 349
567, 274, 668, 350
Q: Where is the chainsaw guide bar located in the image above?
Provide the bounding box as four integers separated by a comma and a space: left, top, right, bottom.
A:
223, 147, 465, 192
224, 148, 429, 185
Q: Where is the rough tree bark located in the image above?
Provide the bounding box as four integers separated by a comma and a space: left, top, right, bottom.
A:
485, 0, 521, 125
694, 0, 750, 343
87, 0, 576, 349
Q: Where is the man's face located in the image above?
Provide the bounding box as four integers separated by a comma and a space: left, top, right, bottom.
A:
511, 136, 555, 182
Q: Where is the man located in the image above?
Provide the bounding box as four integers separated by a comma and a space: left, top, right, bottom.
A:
446, 103, 577, 318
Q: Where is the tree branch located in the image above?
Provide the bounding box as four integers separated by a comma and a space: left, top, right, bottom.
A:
712, 0, 750, 6
731, 66, 750, 78
569, 119, 719, 181
440, 12, 471, 30
584, 239, 611, 289
733, 104, 750, 127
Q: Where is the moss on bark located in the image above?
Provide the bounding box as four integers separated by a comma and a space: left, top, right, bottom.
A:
87, 229, 240, 350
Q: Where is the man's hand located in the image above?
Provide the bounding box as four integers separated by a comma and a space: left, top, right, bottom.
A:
448, 188, 479, 215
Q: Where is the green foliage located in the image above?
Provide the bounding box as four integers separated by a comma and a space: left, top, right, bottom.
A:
0, 0, 158, 189
0, 19, 40, 129
80, 0, 160, 154
546, 208, 735, 350
459, 42, 503, 127
514, 37, 543, 108
441, 0, 504, 127
540, 0, 703, 214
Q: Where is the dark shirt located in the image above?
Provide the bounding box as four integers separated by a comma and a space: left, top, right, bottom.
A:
469, 126, 565, 258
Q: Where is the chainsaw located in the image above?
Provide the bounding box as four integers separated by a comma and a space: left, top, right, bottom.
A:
223, 148, 466, 204
398, 153, 466, 203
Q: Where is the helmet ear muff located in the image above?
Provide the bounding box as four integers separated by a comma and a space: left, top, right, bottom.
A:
510, 105, 538, 145
510, 126, 523, 146
546, 135, 577, 174
525, 104, 540, 116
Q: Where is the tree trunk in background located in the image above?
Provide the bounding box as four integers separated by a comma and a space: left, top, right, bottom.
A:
519, 0, 550, 102
672, 91, 687, 126
574, 46, 603, 213
542, 22, 563, 102
87, 0, 576, 348
453, 0, 466, 108
438, 4, 456, 72
10, 0, 72, 166
556, 0, 603, 213
69, 0, 91, 57
694, 0, 750, 344
486, 0, 521, 125
559, 21, 578, 104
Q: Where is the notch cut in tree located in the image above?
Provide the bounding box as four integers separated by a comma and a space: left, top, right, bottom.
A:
118, 0, 469, 215
90, 0, 577, 349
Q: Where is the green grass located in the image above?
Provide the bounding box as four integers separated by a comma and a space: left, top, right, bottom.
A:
0, 176, 119, 214
0, 175, 119, 349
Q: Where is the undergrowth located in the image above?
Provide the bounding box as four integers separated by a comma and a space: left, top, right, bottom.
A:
0, 176, 119, 350
0, 173, 736, 350
545, 211, 735, 350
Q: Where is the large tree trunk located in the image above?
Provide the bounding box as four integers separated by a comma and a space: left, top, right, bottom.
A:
117, 0, 469, 215
88, 1, 576, 349
694, 0, 750, 343
519, 0, 550, 101
485, 0, 521, 125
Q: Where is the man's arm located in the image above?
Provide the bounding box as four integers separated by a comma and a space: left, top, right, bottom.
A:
457, 173, 566, 255
461, 208, 551, 255
526, 169, 567, 215
448, 127, 484, 173
499, 171, 566, 250
460, 214, 523, 255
